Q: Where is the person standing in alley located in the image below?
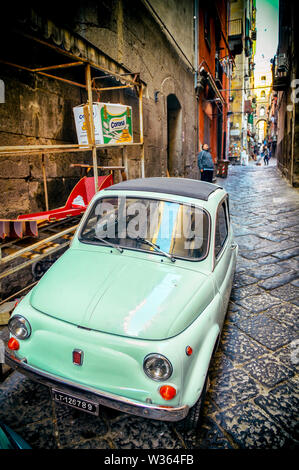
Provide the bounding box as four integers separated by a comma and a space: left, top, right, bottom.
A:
264, 146, 269, 165
197, 144, 214, 182
253, 143, 258, 161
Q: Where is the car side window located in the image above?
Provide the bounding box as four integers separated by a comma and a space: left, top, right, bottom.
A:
215, 200, 228, 257
226, 195, 230, 220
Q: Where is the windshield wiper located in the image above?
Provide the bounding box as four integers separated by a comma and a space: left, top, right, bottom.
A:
92, 235, 123, 253
136, 236, 176, 262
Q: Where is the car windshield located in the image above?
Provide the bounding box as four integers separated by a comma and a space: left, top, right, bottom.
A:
79, 196, 210, 260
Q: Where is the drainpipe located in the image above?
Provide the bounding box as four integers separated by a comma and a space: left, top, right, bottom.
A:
290, 4, 295, 186
194, 0, 199, 154
226, 0, 231, 160
194, 0, 198, 90
290, 76, 295, 186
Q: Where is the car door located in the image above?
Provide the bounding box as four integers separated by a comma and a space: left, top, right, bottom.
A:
212, 197, 237, 324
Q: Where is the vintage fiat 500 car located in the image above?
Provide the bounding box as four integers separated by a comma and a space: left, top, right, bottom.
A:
5, 177, 238, 429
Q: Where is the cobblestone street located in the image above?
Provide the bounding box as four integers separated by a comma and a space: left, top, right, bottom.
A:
0, 161, 298, 450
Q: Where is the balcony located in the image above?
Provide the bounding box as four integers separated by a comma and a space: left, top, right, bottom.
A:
272, 53, 289, 91
251, 29, 257, 41
228, 19, 243, 56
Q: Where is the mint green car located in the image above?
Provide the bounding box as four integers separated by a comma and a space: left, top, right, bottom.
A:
5, 178, 237, 429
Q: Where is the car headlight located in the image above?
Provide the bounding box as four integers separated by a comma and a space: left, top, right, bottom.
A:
143, 354, 173, 381
8, 315, 31, 340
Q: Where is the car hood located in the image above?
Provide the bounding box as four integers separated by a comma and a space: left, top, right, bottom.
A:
30, 248, 213, 340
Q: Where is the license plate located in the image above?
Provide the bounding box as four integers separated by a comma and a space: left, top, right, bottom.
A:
52, 389, 99, 416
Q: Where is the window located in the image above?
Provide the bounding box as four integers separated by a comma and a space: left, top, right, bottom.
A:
226, 196, 230, 221
204, 10, 211, 49
80, 197, 210, 261
261, 90, 266, 99
215, 201, 228, 257
204, 112, 211, 148
260, 106, 265, 117
261, 75, 266, 82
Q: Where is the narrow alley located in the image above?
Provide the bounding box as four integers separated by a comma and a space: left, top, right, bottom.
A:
1, 160, 298, 450
0, 0, 298, 455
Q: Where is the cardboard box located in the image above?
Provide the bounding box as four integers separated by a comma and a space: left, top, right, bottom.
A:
73, 103, 104, 145
73, 102, 133, 146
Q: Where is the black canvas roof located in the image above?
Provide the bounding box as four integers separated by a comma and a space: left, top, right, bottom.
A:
105, 177, 222, 201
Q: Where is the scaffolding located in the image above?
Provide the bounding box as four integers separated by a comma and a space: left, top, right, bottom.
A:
0, 27, 146, 303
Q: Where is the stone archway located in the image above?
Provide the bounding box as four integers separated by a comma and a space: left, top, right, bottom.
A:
255, 118, 267, 142
166, 94, 182, 176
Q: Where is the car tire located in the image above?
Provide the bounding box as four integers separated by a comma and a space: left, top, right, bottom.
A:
176, 373, 210, 432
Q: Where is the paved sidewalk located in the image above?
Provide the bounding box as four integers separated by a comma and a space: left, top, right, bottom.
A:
0, 162, 298, 449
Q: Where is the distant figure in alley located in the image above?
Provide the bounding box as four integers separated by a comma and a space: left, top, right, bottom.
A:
197, 144, 214, 182
264, 146, 270, 165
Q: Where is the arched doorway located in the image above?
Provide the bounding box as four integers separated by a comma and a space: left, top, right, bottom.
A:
255, 118, 267, 143
167, 94, 182, 176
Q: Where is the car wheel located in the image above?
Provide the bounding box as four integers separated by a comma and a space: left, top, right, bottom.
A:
176, 373, 210, 432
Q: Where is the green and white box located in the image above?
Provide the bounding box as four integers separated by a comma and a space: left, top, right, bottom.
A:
73, 102, 133, 146
99, 103, 133, 145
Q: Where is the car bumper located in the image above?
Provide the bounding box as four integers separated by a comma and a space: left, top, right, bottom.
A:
5, 351, 189, 422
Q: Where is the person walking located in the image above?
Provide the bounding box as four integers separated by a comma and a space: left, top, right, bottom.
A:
256, 143, 264, 166
197, 144, 214, 183
253, 143, 258, 161
264, 147, 269, 165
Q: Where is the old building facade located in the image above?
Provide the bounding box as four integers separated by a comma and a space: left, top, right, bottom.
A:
228, 0, 256, 162
254, 67, 272, 143
272, 0, 299, 187
195, 0, 231, 163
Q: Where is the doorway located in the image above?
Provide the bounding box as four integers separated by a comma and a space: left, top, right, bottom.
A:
217, 104, 223, 160
167, 94, 182, 176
